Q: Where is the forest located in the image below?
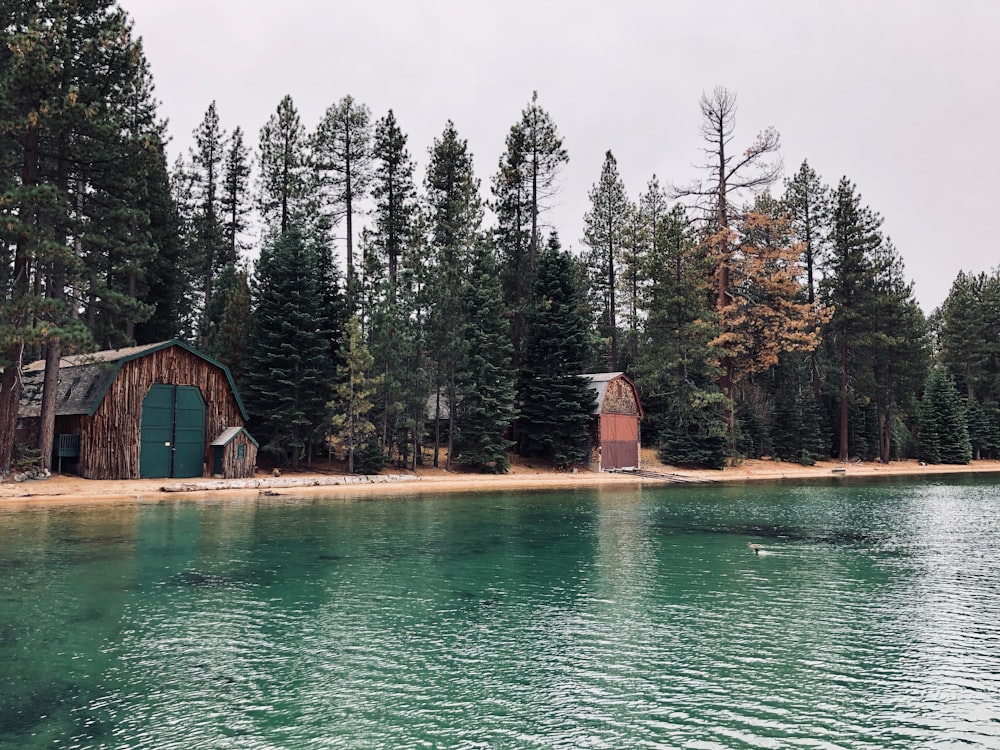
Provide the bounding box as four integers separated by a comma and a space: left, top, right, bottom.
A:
2, 1, 997, 475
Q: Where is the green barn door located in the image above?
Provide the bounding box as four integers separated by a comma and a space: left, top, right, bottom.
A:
140, 385, 174, 478
172, 386, 206, 478
140, 384, 206, 478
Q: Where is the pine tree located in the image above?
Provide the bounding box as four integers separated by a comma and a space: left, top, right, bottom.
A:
220, 125, 251, 266
453, 241, 516, 472
672, 86, 781, 447
134, 142, 194, 344
202, 262, 250, 386
243, 228, 332, 468
582, 150, 630, 371
820, 178, 887, 461
518, 235, 595, 468
783, 160, 829, 305
313, 95, 373, 312
190, 101, 227, 326
492, 92, 568, 366
258, 95, 309, 235
715, 198, 827, 386
632, 205, 728, 469
424, 120, 483, 469
370, 109, 416, 297
622, 176, 670, 369
919, 368, 971, 464
367, 110, 419, 464
330, 316, 380, 473
0, 0, 165, 471
868, 239, 930, 462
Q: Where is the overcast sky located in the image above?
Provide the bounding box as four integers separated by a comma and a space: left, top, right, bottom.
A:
119, 0, 1000, 313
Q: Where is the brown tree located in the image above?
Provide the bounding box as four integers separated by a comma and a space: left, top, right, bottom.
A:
672, 87, 782, 448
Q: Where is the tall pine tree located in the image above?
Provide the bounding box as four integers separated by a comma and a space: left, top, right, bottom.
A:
518, 235, 595, 468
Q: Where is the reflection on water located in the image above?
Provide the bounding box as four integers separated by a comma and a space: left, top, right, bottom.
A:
1, 479, 999, 748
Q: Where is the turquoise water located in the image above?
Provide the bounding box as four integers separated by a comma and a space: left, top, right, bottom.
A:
2, 478, 999, 749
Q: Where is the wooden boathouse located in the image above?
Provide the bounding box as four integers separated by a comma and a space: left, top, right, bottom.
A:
17, 340, 256, 480
583, 372, 644, 472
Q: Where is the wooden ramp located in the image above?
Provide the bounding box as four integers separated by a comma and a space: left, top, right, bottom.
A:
610, 468, 717, 484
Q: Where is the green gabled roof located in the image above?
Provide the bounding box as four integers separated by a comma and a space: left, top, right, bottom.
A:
211, 426, 259, 448
19, 340, 248, 420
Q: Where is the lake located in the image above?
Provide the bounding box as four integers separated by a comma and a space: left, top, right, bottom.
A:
1, 477, 999, 749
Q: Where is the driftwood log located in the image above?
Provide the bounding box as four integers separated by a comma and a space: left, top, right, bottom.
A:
161, 474, 420, 493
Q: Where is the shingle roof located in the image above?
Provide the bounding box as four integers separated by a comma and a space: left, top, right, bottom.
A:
582, 372, 625, 415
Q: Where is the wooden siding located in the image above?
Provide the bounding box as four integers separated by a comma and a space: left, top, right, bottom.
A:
587, 374, 642, 471
218, 433, 258, 479
78, 346, 244, 479
599, 413, 640, 470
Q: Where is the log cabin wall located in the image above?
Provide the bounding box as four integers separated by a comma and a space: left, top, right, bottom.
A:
78, 346, 244, 479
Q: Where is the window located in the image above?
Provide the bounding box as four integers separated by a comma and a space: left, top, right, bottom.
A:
237, 444, 245, 461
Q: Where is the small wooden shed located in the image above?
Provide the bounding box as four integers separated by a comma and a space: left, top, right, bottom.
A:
583, 372, 644, 472
17, 340, 254, 480
210, 427, 258, 479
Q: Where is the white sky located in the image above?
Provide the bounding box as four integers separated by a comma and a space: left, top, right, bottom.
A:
119, 0, 1000, 313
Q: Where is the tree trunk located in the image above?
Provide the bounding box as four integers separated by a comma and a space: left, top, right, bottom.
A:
839, 337, 850, 462
0, 125, 41, 472
445, 374, 455, 471
879, 402, 892, 464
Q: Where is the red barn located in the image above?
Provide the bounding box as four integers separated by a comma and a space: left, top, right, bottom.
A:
583, 372, 644, 471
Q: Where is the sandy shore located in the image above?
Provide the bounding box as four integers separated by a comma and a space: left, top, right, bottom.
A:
4, 455, 1000, 508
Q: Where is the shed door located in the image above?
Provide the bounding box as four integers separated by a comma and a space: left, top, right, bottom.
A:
140, 384, 205, 478
601, 414, 639, 470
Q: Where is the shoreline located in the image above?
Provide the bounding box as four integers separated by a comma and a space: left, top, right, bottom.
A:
3, 458, 1000, 509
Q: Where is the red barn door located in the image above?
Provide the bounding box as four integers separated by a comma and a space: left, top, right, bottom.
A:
601, 414, 639, 470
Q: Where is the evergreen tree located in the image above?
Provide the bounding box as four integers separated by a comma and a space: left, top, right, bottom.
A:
492, 92, 568, 366
370, 109, 416, 297
220, 125, 251, 266
936, 270, 1000, 460
632, 205, 728, 469
868, 239, 930, 462
133, 143, 194, 344
190, 101, 227, 327
518, 235, 595, 468
937, 270, 1000, 402
258, 95, 309, 234
673, 86, 781, 445
243, 228, 332, 468
330, 316, 380, 473
715, 198, 826, 387
0, 0, 164, 471
820, 178, 885, 461
424, 120, 483, 469
453, 241, 516, 472
582, 150, 630, 371
623, 176, 670, 369
202, 262, 250, 386
783, 159, 830, 401
365, 111, 419, 465
314, 95, 373, 312
919, 368, 971, 464
783, 160, 829, 305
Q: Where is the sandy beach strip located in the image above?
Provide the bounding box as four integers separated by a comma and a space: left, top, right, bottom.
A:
3, 458, 1000, 508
